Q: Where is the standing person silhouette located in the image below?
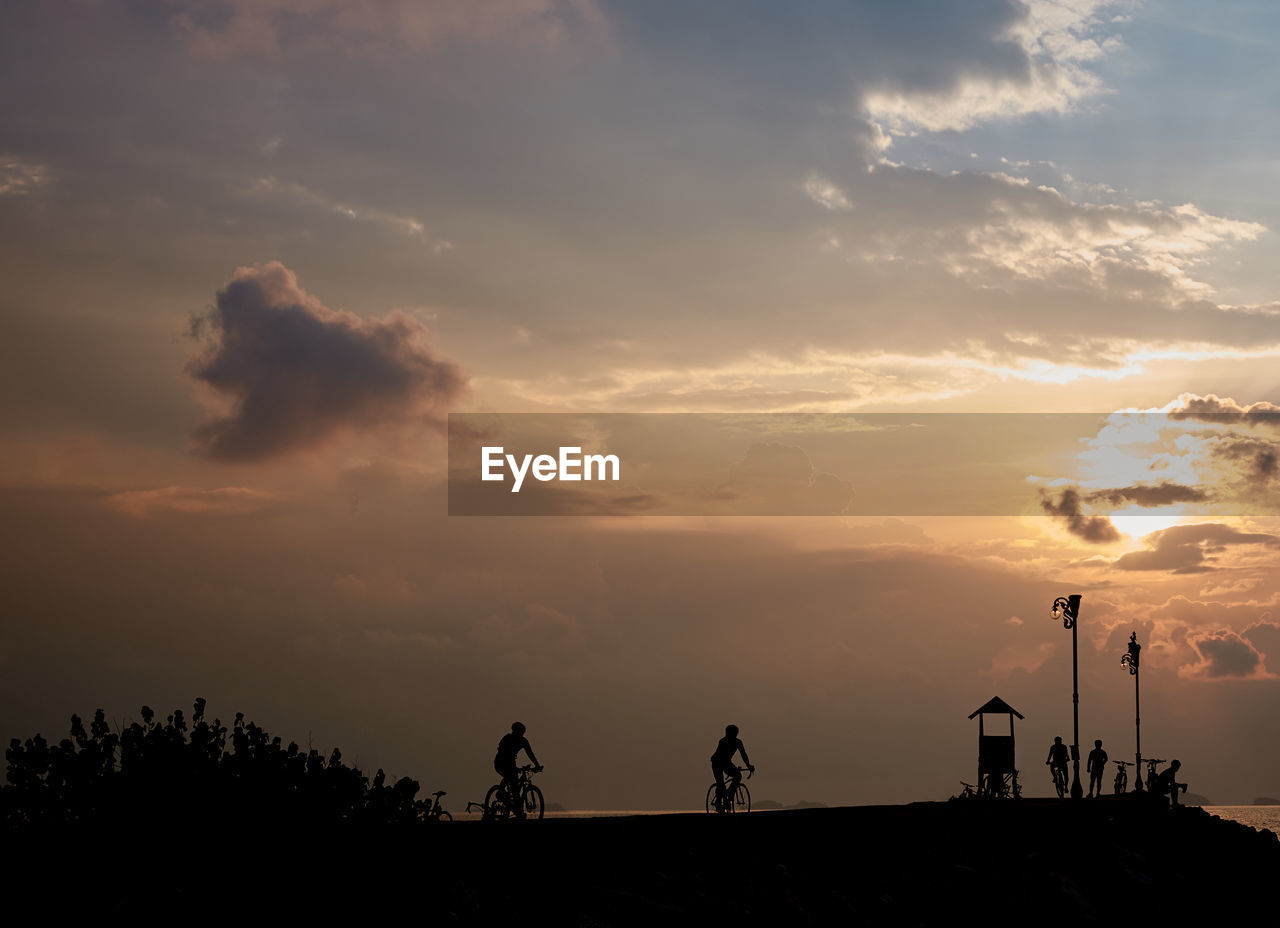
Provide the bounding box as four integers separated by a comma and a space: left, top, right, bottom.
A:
1086, 739, 1108, 798
495, 722, 542, 817
710, 724, 754, 810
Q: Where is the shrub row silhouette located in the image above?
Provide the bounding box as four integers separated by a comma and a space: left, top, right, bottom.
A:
3, 698, 430, 827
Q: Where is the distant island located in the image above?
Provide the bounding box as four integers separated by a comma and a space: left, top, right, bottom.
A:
1254, 797, 1280, 805
755, 799, 829, 810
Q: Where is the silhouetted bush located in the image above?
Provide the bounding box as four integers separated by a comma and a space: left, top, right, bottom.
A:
2, 699, 429, 827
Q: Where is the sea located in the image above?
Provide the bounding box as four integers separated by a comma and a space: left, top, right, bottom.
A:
1203, 806, 1280, 833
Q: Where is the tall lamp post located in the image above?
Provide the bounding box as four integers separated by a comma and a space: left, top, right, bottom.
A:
1050, 594, 1084, 800
1121, 631, 1142, 791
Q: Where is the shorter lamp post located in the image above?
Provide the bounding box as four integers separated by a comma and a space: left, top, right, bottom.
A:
1051, 594, 1084, 800
1121, 631, 1142, 791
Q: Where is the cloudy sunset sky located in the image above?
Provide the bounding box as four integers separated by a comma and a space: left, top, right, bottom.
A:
4, 0, 1280, 807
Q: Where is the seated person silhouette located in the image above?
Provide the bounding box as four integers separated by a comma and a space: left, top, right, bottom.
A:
494, 721, 542, 817
1152, 759, 1187, 809
1086, 739, 1108, 798
1046, 736, 1070, 791
710, 724, 754, 809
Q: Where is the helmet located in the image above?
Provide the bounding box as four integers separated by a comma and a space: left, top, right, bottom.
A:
511, 722, 526, 735
725, 724, 739, 737
1171, 759, 1181, 768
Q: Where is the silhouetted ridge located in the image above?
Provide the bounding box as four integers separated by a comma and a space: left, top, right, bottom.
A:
3, 699, 430, 827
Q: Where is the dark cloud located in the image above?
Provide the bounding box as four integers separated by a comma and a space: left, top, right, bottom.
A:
1244, 621, 1280, 669
1169, 394, 1280, 428
1181, 629, 1270, 680
1041, 482, 1219, 545
1085, 483, 1209, 508
1112, 523, 1280, 574
1039, 488, 1121, 544
188, 262, 465, 461
1211, 437, 1279, 482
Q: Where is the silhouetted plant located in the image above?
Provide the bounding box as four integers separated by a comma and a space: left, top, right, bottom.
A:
2, 699, 431, 827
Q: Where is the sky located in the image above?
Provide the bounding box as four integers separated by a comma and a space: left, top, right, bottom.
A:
4, 0, 1280, 808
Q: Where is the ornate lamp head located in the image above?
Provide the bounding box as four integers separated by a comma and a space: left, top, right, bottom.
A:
1121, 630, 1140, 674
1051, 594, 1080, 629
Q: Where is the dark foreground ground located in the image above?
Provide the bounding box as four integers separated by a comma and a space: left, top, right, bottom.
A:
6, 798, 1277, 924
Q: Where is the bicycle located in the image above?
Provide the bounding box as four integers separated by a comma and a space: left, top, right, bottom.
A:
1049, 763, 1068, 799
980, 769, 1021, 800
476, 765, 544, 821
420, 789, 452, 822
1006, 769, 1022, 799
1143, 758, 1166, 793
705, 765, 753, 813
1113, 760, 1132, 795
955, 781, 978, 800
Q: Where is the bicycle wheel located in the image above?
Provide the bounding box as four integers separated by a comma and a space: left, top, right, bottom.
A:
522, 784, 545, 820
1053, 770, 1066, 799
733, 782, 751, 813
484, 784, 507, 820
706, 784, 719, 813
438, 811, 453, 822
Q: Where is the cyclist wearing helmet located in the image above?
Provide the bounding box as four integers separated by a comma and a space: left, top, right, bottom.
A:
710, 724, 753, 806
495, 722, 542, 811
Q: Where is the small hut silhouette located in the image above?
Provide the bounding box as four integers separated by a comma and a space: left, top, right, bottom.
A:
969, 697, 1024, 799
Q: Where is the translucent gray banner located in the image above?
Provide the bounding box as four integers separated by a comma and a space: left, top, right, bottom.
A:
447, 412, 1280, 516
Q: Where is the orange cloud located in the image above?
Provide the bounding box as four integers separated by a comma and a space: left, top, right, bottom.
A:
104, 486, 280, 518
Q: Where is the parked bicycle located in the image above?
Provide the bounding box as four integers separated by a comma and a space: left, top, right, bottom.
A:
472, 764, 544, 821
955, 781, 979, 800
992, 768, 1022, 799
1143, 757, 1166, 792
1113, 760, 1132, 795
706, 765, 753, 813
419, 789, 452, 822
